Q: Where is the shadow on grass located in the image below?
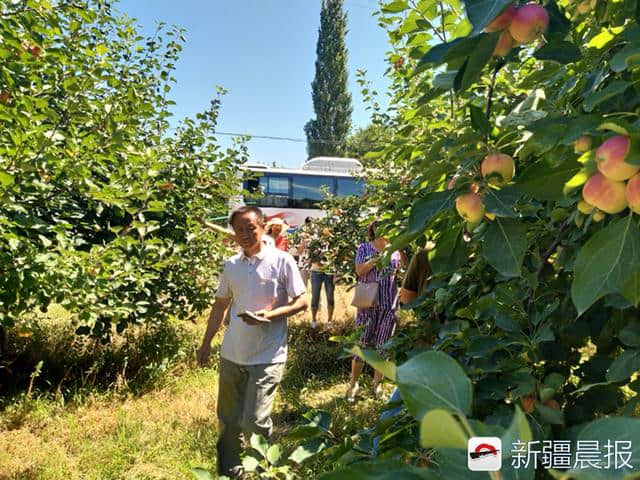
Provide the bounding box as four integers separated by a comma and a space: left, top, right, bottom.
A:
0, 307, 210, 416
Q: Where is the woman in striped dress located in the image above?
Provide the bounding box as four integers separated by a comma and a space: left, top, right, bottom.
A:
346, 221, 405, 401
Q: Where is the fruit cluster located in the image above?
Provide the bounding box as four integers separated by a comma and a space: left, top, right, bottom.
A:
485, 3, 549, 57
579, 135, 640, 221
454, 153, 516, 229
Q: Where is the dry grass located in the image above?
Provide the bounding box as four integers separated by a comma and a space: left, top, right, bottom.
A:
0, 367, 220, 479
0, 286, 392, 479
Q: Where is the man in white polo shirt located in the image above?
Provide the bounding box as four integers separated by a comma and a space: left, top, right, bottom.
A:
196, 206, 307, 479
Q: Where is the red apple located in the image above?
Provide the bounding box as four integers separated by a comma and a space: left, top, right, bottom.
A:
574, 136, 592, 154
456, 193, 485, 223
493, 30, 513, 57
582, 173, 628, 214
521, 394, 536, 414
0, 90, 10, 104
626, 174, 640, 214
596, 135, 640, 181
485, 4, 518, 32
481, 153, 515, 186
509, 4, 549, 44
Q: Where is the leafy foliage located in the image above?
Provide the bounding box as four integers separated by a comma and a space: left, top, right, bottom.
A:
294, 192, 368, 283
0, 0, 244, 338
303, 0, 640, 478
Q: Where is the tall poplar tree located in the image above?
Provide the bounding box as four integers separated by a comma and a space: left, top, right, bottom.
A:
304, 0, 353, 158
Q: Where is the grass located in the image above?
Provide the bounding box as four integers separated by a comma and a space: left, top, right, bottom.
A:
0, 286, 391, 479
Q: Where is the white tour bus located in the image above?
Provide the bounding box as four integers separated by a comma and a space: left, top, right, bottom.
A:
229, 157, 364, 228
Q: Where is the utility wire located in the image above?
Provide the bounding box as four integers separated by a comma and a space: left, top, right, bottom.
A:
209, 130, 384, 147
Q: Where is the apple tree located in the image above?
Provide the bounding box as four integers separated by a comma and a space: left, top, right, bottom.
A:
314, 0, 640, 478
0, 0, 244, 339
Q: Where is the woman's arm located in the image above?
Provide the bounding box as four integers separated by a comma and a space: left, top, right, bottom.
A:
355, 256, 378, 277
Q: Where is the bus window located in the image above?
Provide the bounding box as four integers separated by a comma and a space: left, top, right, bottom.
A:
251, 175, 289, 208
336, 178, 364, 197
291, 175, 334, 209
266, 176, 289, 195
244, 178, 261, 194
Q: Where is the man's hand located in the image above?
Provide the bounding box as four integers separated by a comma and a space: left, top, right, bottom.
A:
242, 310, 272, 325
197, 342, 211, 367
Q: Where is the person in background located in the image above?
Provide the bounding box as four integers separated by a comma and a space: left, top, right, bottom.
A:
266, 217, 290, 252
309, 226, 336, 329
196, 206, 307, 479
398, 246, 432, 305
371, 242, 434, 453
347, 220, 406, 401
295, 217, 313, 288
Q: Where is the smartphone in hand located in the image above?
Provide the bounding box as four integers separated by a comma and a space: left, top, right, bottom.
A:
239, 311, 270, 324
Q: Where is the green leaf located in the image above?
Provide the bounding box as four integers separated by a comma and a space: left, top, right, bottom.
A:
571, 216, 640, 315
534, 41, 581, 64
420, 408, 468, 449
417, 87, 448, 105
598, 118, 640, 136
408, 190, 456, 234
483, 186, 521, 218
382, 0, 409, 13
550, 417, 640, 479
397, 350, 473, 418
433, 449, 487, 480
288, 437, 328, 464
501, 406, 533, 461
0, 171, 14, 188
469, 105, 491, 137
534, 402, 564, 425
610, 44, 640, 73
563, 167, 595, 195
482, 218, 527, 278
431, 226, 469, 274
517, 158, 582, 201
302, 410, 332, 432
618, 321, 640, 347
320, 459, 441, 480
287, 425, 323, 441
583, 81, 630, 113
545, 1, 571, 39
433, 71, 457, 90
190, 467, 214, 480
266, 444, 282, 464
606, 349, 640, 382
457, 32, 500, 92
349, 346, 396, 381
249, 433, 269, 458
587, 28, 617, 49
242, 456, 260, 472
463, 0, 513, 34
418, 36, 476, 69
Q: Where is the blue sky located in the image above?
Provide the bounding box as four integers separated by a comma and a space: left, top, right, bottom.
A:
115, 0, 392, 168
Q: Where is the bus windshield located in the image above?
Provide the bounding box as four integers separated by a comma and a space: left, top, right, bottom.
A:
244, 172, 364, 209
